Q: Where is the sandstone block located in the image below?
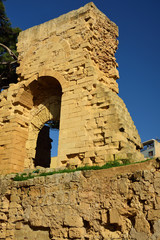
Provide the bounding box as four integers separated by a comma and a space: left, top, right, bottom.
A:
153, 177, 160, 194
134, 213, 150, 234
117, 178, 128, 195
147, 209, 160, 221
109, 208, 122, 226
152, 220, 160, 239
64, 211, 83, 227
15, 222, 23, 230
0, 213, 7, 221
69, 227, 86, 239
130, 227, 149, 240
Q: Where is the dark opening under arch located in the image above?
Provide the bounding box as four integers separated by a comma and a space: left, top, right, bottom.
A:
34, 125, 52, 168
32, 75, 62, 168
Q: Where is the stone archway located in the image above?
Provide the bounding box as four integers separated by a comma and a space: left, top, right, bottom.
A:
24, 75, 63, 169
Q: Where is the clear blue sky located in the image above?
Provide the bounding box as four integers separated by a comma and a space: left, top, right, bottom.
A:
4, 0, 160, 155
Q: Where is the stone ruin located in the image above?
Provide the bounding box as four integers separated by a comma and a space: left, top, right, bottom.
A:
0, 2, 144, 174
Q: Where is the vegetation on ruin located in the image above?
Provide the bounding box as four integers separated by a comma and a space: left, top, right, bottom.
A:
13, 158, 150, 181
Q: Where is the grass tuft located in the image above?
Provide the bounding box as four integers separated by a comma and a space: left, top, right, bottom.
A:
13, 158, 151, 181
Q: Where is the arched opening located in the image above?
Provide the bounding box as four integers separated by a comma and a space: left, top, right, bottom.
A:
34, 125, 52, 168
45, 120, 60, 157
25, 75, 63, 169
34, 120, 59, 168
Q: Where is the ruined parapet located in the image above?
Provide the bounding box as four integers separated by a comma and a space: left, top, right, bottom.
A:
0, 2, 143, 173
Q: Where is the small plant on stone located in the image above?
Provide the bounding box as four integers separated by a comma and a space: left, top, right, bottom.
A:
12, 158, 151, 181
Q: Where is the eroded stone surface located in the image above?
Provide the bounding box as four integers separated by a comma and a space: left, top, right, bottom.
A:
0, 159, 160, 239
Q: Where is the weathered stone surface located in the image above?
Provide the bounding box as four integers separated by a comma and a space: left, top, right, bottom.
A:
0, 2, 144, 174
109, 208, 122, 226
14, 224, 50, 240
63, 210, 83, 227
0, 159, 160, 239
130, 227, 149, 240
151, 220, 160, 240
147, 209, 160, 221
69, 227, 86, 239
134, 212, 150, 233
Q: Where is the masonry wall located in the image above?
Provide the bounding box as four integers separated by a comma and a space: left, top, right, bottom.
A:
0, 159, 160, 240
0, 3, 143, 173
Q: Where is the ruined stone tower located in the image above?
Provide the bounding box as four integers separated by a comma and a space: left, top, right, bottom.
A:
0, 2, 143, 174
